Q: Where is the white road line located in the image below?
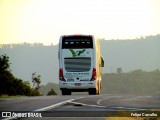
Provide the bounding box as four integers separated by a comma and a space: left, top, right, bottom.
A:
96, 95, 123, 105
1, 98, 79, 120
70, 101, 107, 108
70, 101, 148, 111
34, 98, 76, 111
97, 98, 112, 105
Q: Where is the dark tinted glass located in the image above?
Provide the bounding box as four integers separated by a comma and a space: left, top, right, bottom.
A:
62, 36, 93, 49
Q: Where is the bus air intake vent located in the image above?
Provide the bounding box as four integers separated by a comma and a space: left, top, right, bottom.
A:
64, 57, 91, 72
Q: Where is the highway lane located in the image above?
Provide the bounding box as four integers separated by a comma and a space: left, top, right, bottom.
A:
0, 94, 160, 119
0, 95, 84, 111
74, 94, 160, 110
47, 94, 160, 118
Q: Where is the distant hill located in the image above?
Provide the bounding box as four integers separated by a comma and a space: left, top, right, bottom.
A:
100, 35, 160, 73
0, 35, 160, 84
0, 43, 58, 85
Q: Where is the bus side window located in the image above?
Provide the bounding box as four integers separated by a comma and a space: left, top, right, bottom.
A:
101, 56, 104, 67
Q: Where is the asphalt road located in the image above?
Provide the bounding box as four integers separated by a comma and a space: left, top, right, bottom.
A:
0, 95, 81, 111
0, 94, 160, 120
74, 94, 160, 109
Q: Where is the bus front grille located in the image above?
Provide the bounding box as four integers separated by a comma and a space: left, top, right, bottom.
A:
64, 57, 91, 72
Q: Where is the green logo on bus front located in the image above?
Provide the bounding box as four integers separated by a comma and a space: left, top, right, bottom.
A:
69, 49, 86, 57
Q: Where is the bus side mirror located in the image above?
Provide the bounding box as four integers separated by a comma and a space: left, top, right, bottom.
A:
101, 56, 104, 67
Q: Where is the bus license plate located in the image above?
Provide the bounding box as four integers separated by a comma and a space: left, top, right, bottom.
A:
67, 79, 74, 82
75, 83, 81, 86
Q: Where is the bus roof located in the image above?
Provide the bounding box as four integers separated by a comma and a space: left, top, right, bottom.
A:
61, 34, 93, 38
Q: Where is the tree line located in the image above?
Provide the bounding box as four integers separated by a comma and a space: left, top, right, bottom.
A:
101, 69, 160, 94
0, 42, 54, 49
0, 54, 56, 96
1, 53, 159, 95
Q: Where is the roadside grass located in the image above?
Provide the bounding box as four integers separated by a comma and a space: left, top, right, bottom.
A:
106, 117, 159, 120
106, 110, 159, 120
106, 117, 143, 120
0, 94, 25, 98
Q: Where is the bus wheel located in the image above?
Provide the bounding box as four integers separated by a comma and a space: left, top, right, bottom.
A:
62, 90, 71, 95
89, 88, 97, 95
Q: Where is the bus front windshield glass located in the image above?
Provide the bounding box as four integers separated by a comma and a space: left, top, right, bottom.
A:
62, 36, 93, 49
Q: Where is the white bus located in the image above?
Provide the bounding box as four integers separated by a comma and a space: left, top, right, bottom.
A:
58, 34, 104, 95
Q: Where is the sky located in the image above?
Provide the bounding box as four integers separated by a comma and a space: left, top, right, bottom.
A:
0, 0, 160, 45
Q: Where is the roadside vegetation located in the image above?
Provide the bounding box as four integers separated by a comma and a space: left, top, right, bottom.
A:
47, 88, 57, 95
39, 68, 160, 95
106, 110, 159, 120
1, 54, 159, 96
106, 117, 158, 120
0, 54, 44, 96
102, 69, 160, 94
40, 82, 60, 95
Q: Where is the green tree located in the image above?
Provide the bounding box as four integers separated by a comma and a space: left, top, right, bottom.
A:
0, 55, 13, 95
47, 88, 57, 95
32, 72, 42, 96
22, 81, 33, 96
0, 54, 10, 72
0, 54, 34, 96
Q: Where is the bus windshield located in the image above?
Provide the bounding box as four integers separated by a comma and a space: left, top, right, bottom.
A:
62, 36, 93, 49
